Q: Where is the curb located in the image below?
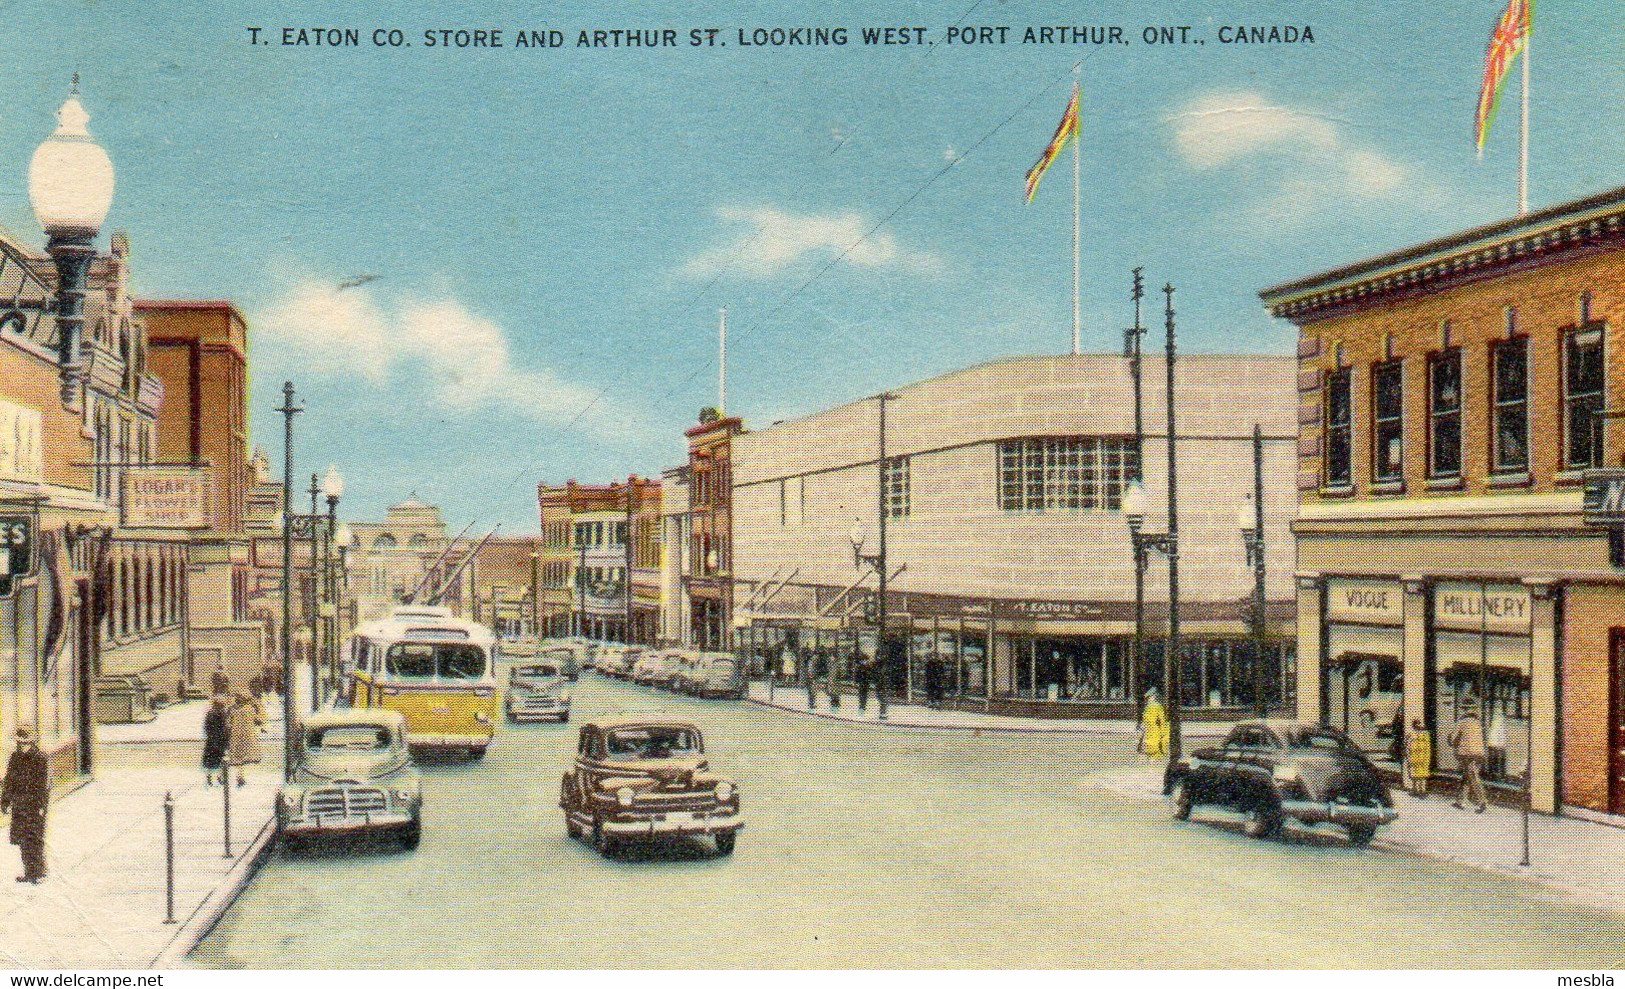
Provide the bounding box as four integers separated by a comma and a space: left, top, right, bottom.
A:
744, 696, 1228, 738
150, 813, 277, 969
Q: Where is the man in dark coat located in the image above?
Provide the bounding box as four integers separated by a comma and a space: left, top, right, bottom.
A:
202, 696, 230, 787
2, 726, 49, 883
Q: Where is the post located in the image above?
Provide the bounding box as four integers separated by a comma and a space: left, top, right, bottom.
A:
1126, 269, 1145, 704
1071, 79, 1081, 357
163, 791, 176, 924
876, 392, 893, 721
1163, 284, 1183, 761
276, 382, 301, 781
46, 234, 96, 405
530, 550, 540, 638
624, 481, 635, 644
307, 474, 322, 711
718, 307, 728, 416
222, 763, 233, 858
1252, 423, 1268, 717
326, 492, 340, 702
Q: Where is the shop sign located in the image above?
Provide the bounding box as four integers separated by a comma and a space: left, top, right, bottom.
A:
1325, 578, 1403, 625
1434, 582, 1531, 635
1583, 468, 1625, 526
0, 399, 43, 484
1000, 599, 1104, 621
122, 468, 214, 528
0, 514, 34, 596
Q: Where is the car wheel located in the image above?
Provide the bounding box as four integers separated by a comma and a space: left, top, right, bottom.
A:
715, 831, 737, 856
1345, 822, 1378, 847
1171, 781, 1194, 821
400, 819, 422, 850
1243, 800, 1284, 839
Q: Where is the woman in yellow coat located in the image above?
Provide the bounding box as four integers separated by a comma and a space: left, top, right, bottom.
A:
1139, 688, 1170, 758
1406, 718, 1431, 798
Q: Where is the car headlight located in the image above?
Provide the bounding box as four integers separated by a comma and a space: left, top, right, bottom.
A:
616, 786, 635, 807
715, 782, 734, 802
1272, 765, 1299, 783
278, 791, 299, 812
560, 692, 573, 704
393, 788, 417, 803
474, 711, 491, 724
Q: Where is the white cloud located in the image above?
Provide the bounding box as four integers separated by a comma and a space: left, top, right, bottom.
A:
257, 279, 609, 429
1169, 91, 1418, 216
680, 206, 940, 279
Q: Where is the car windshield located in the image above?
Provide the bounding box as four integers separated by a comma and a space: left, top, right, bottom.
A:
385, 642, 487, 680
604, 726, 701, 760
514, 665, 560, 679
1282, 727, 1355, 752
707, 660, 736, 677
308, 726, 393, 751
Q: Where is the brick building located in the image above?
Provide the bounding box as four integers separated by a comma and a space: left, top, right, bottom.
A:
730, 354, 1297, 717
1261, 184, 1625, 818
536, 478, 660, 644
467, 535, 544, 638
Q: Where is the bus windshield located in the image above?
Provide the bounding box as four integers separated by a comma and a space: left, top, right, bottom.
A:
384, 641, 487, 680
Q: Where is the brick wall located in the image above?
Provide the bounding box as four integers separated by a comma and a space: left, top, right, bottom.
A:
1562, 582, 1625, 812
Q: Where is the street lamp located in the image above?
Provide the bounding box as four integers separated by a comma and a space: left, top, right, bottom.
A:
323, 466, 344, 704
275, 383, 303, 780
1122, 269, 1147, 702
30, 76, 115, 405
1122, 282, 1184, 761
529, 549, 541, 639
850, 517, 889, 722
1237, 423, 1268, 717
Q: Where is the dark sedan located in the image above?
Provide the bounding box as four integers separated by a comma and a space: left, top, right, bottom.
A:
1163, 720, 1397, 845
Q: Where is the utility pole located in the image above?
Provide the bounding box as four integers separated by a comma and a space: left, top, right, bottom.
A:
307, 472, 321, 712
1163, 284, 1183, 762
876, 391, 897, 721
1125, 268, 1145, 703
276, 382, 301, 781
624, 479, 635, 644
1252, 423, 1268, 717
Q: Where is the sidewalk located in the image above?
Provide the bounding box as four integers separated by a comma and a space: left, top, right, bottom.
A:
1086, 763, 1625, 915
0, 692, 292, 968
746, 681, 1231, 736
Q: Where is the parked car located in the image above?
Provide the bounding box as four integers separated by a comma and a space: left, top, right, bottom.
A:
506, 660, 573, 723
535, 645, 580, 681
667, 651, 702, 694
685, 652, 746, 699
1163, 720, 1398, 845
560, 719, 743, 857
277, 709, 423, 849
630, 651, 667, 685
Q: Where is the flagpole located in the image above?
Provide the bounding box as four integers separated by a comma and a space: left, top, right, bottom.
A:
1518, 31, 1529, 215
1071, 81, 1081, 356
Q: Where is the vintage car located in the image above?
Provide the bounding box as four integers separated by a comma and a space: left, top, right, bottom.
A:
629, 651, 671, 686
560, 719, 743, 857
598, 645, 642, 679
505, 660, 573, 723
682, 652, 746, 699
1163, 720, 1397, 845
277, 709, 423, 849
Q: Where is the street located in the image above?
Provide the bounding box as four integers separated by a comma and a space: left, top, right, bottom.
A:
191, 674, 1625, 969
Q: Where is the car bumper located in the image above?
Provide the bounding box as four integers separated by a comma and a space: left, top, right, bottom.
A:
281, 811, 416, 835
408, 733, 491, 750
508, 705, 570, 720
1282, 800, 1399, 828
601, 809, 744, 837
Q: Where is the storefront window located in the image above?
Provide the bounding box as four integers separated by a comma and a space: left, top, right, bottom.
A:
1324, 622, 1405, 765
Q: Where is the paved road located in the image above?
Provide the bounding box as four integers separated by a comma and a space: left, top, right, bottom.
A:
192, 674, 1625, 968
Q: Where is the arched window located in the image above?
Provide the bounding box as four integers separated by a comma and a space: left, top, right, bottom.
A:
408, 533, 429, 547
373, 534, 398, 550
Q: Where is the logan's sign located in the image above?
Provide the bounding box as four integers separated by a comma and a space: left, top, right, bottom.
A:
1325, 579, 1404, 625
122, 468, 214, 528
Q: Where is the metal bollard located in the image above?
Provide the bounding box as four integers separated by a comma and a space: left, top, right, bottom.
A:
222, 763, 233, 858
163, 791, 176, 924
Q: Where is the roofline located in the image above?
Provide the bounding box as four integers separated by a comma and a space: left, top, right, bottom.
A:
1258, 184, 1625, 316
133, 299, 249, 324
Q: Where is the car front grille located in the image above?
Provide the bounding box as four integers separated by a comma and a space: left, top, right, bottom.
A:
304, 787, 388, 818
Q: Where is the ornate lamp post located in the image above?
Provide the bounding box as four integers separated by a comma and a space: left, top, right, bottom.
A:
323, 466, 344, 703
30, 76, 115, 405
276, 383, 303, 780
1236, 424, 1268, 717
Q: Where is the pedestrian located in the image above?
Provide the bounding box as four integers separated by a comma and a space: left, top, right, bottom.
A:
1139, 688, 1169, 758
1487, 705, 1510, 781
1406, 718, 1432, 799
856, 658, 872, 712
210, 662, 230, 698
1449, 703, 1489, 813
202, 695, 230, 787
227, 693, 264, 787
1, 725, 49, 883
925, 656, 944, 708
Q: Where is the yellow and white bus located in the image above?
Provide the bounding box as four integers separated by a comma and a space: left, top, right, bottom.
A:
346, 606, 499, 757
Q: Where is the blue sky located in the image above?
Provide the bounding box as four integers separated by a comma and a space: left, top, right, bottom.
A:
2, 0, 1619, 531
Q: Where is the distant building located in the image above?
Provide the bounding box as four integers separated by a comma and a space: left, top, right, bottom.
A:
467, 535, 543, 638
535, 478, 659, 643
1262, 183, 1625, 817
730, 354, 1297, 718
348, 495, 469, 623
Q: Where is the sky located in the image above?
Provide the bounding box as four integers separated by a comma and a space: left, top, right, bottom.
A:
2, 0, 1619, 531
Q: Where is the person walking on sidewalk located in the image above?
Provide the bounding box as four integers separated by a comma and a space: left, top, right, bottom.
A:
1, 725, 49, 883
1406, 718, 1432, 799
1139, 688, 1169, 759
1449, 704, 1489, 813
210, 662, 230, 697
202, 695, 230, 787
855, 657, 873, 712
228, 692, 264, 787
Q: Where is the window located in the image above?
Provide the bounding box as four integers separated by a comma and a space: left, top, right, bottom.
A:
997, 438, 1136, 511
1565, 322, 1605, 469
1428, 350, 1461, 477
1324, 369, 1352, 487
882, 457, 910, 519
1372, 361, 1404, 483
1492, 338, 1529, 473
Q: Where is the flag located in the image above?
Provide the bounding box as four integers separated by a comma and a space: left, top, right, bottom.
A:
1475, 0, 1532, 153
1024, 83, 1080, 203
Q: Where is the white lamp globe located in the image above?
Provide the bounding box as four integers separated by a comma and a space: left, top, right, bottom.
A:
1121, 479, 1148, 523
29, 88, 115, 238
1236, 495, 1257, 533
323, 465, 345, 499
